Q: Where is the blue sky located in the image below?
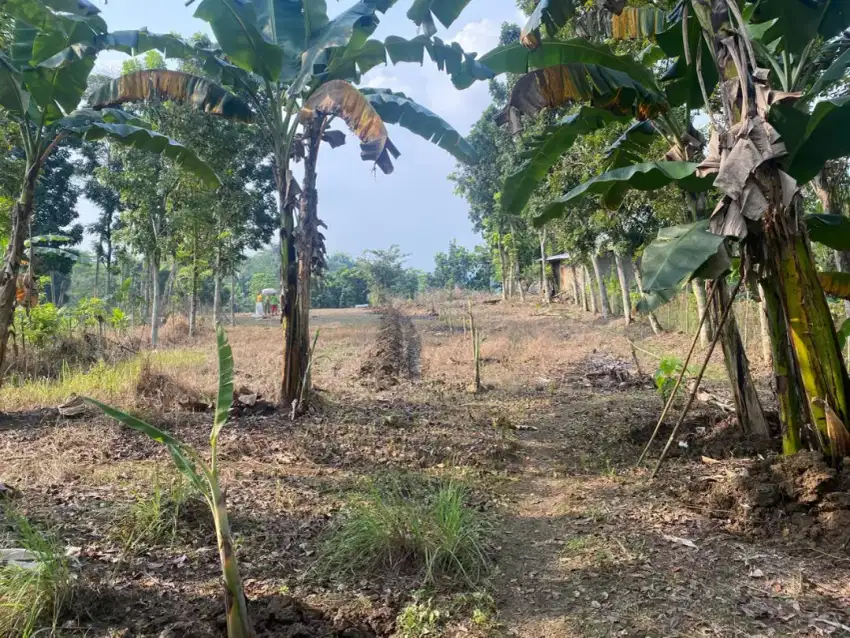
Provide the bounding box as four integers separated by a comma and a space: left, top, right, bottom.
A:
81, 0, 525, 270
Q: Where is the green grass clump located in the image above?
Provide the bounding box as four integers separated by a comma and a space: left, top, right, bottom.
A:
0, 508, 73, 638
320, 475, 492, 586
111, 475, 202, 554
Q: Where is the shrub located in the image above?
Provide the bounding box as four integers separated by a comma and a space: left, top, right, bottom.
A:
320, 475, 491, 586
0, 507, 73, 638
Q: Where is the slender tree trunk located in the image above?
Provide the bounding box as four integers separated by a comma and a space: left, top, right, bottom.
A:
757, 283, 773, 367
230, 271, 236, 327
692, 280, 711, 347
94, 256, 100, 299
539, 230, 550, 303
150, 255, 161, 348
280, 166, 300, 406
497, 235, 508, 301
712, 279, 770, 438
569, 263, 580, 306
0, 164, 38, 384
633, 263, 663, 334
584, 264, 598, 314
105, 239, 113, 302
591, 254, 610, 318
213, 243, 222, 325
189, 227, 198, 337
615, 253, 632, 327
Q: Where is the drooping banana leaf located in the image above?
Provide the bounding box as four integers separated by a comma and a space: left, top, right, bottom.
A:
521, 0, 579, 49
407, 0, 472, 36
479, 39, 661, 93
501, 107, 630, 215
94, 29, 198, 61
574, 5, 671, 43
192, 0, 285, 82
41, 0, 100, 16
655, 12, 717, 109
59, 110, 220, 187
498, 63, 667, 125
818, 271, 850, 301
300, 80, 398, 174
636, 285, 685, 314
0, 53, 30, 119
22, 46, 95, 124
778, 97, 850, 185
598, 120, 659, 209
534, 161, 713, 225
287, 0, 393, 98
212, 324, 234, 442
360, 87, 475, 164
805, 213, 850, 251
88, 70, 254, 123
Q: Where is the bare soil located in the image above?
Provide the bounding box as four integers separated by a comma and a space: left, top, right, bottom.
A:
1, 303, 849, 637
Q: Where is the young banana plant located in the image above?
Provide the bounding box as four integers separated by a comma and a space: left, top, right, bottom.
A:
84, 326, 253, 637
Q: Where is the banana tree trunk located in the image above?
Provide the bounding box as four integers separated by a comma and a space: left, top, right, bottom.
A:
757, 284, 773, 367
711, 279, 770, 438
761, 280, 804, 453
615, 253, 632, 327
591, 254, 609, 318
279, 169, 300, 406
766, 214, 850, 448
0, 165, 38, 384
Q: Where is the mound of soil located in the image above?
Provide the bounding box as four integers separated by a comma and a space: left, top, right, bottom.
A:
691, 451, 850, 543
135, 361, 210, 412
359, 308, 421, 388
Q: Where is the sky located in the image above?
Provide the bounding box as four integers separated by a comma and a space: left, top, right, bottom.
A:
79, 0, 526, 270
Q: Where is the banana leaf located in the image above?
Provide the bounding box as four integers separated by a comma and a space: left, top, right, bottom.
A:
780, 97, 850, 185
805, 214, 850, 251
818, 271, 850, 301
212, 325, 234, 442
360, 87, 476, 164
407, 0, 472, 36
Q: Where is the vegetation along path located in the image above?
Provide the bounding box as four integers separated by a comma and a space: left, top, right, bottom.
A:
2, 303, 849, 637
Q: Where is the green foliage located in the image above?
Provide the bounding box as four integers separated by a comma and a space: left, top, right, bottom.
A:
15, 303, 59, 347
396, 597, 443, 638
430, 241, 492, 291
0, 506, 73, 638
654, 355, 683, 402
320, 474, 491, 586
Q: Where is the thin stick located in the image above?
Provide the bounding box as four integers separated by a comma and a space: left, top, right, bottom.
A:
636, 283, 716, 466
651, 278, 744, 478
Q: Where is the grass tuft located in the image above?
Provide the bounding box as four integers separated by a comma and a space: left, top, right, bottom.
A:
320, 475, 492, 586
0, 507, 73, 638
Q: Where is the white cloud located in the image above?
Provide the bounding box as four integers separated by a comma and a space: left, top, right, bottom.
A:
450, 18, 500, 54
362, 70, 415, 96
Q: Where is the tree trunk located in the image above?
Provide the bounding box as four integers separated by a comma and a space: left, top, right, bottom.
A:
569, 264, 580, 306
105, 238, 113, 302
614, 253, 632, 327
692, 280, 711, 347
150, 255, 161, 348
280, 166, 300, 406
0, 165, 38, 384
94, 256, 100, 299
213, 244, 222, 325
712, 279, 770, 438
757, 283, 773, 367
539, 230, 550, 303
497, 235, 508, 301
189, 227, 198, 337
288, 118, 322, 408
633, 263, 663, 335
584, 264, 597, 314
230, 271, 236, 327
591, 254, 610, 318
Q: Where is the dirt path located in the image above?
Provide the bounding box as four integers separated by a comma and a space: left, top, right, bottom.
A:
482, 310, 850, 637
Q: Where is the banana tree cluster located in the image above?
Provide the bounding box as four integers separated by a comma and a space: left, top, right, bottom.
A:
0, 0, 220, 383
88, 0, 482, 408
455, 0, 850, 455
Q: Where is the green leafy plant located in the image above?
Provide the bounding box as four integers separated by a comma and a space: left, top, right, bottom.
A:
654, 355, 684, 403
0, 507, 73, 638
14, 303, 59, 347
396, 596, 443, 638
84, 325, 252, 637
320, 475, 491, 587
109, 307, 129, 332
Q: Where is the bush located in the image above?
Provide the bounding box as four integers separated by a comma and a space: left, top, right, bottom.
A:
0, 507, 73, 638
320, 475, 492, 586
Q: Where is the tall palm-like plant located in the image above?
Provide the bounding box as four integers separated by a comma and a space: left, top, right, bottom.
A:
0, 0, 219, 382
457, 0, 850, 454
90, 0, 484, 407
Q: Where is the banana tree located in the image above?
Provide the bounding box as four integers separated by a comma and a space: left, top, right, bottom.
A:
475, 0, 850, 454
0, 0, 220, 383
90, 0, 482, 408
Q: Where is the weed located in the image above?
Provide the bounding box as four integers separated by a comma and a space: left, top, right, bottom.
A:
111, 474, 200, 554
0, 507, 73, 638
654, 355, 684, 403
320, 474, 491, 586
396, 597, 442, 638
